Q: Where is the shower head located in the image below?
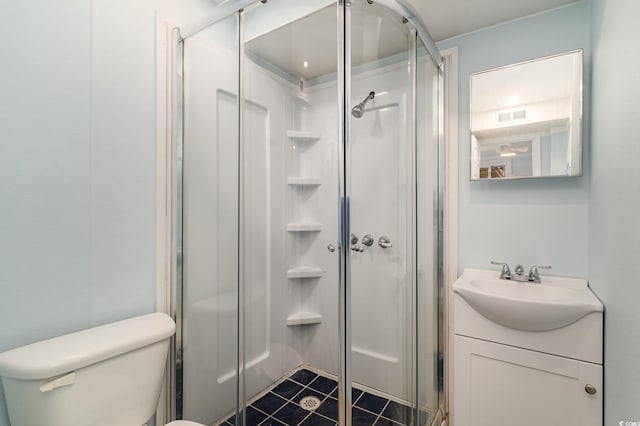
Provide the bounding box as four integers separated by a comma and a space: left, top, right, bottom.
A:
351, 104, 365, 118
351, 91, 375, 118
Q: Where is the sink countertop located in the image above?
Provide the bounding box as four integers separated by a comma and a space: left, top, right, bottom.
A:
453, 268, 603, 332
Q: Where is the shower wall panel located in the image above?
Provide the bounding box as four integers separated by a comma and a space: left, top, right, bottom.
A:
241, 56, 311, 401
182, 22, 320, 422
182, 25, 240, 423
305, 60, 416, 400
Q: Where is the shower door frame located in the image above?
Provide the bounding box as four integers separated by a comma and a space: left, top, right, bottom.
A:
162, 1, 447, 424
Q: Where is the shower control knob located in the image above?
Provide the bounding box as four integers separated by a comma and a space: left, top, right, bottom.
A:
351, 233, 359, 245
361, 234, 374, 246
585, 384, 597, 395
327, 244, 336, 253
378, 235, 392, 248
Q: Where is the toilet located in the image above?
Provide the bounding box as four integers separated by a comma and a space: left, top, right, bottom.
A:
0, 313, 205, 426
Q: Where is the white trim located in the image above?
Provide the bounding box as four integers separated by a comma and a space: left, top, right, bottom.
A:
156, 15, 171, 317
155, 13, 178, 426
440, 46, 459, 426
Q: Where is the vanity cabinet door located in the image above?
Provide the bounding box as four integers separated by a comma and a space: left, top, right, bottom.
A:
453, 335, 602, 426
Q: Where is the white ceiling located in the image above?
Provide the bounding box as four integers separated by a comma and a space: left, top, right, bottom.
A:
406, 0, 578, 41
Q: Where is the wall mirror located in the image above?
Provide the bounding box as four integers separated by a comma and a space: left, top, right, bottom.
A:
470, 50, 583, 180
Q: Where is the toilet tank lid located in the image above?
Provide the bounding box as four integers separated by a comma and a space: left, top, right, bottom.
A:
0, 313, 175, 380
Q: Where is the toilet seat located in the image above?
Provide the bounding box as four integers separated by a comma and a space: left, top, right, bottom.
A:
166, 421, 206, 426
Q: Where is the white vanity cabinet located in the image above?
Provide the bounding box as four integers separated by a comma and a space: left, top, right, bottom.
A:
452, 269, 603, 426
454, 335, 602, 426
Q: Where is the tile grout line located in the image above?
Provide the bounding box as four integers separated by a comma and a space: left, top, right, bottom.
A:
296, 374, 336, 425
371, 398, 391, 425
265, 372, 327, 425
229, 367, 412, 426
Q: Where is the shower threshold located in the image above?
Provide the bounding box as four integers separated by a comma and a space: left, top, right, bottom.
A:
215, 365, 431, 426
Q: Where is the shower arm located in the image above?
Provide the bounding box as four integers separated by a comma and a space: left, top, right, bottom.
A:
359, 91, 375, 106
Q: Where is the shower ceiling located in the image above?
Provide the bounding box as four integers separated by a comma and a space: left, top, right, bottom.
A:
246, 5, 409, 82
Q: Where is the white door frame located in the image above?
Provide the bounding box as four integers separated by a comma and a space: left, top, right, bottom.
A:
155, 14, 181, 426
440, 46, 459, 426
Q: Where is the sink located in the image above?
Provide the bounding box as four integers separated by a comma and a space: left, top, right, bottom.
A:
453, 270, 603, 331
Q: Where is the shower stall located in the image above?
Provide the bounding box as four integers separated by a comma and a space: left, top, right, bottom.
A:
169, 0, 444, 424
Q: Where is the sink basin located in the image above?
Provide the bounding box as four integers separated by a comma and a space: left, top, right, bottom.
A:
453, 270, 603, 331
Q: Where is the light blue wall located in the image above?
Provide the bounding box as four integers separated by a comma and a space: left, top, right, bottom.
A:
0, 0, 216, 424
437, 1, 591, 279
590, 0, 640, 423
0, 2, 94, 424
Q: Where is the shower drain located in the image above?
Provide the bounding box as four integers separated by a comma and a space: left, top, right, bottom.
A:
299, 396, 322, 411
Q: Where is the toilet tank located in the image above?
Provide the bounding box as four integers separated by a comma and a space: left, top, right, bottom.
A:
0, 313, 175, 426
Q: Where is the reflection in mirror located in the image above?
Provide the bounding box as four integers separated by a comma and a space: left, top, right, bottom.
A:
470, 50, 583, 180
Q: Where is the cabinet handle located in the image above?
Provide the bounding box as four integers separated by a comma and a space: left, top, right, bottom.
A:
584, 384, 597, 395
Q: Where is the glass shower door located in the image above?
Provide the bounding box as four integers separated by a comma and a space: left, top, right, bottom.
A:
346, 1, 440, 424
240, 3, 345, 425
177, 1, 442, 424
180, 13, 241, 424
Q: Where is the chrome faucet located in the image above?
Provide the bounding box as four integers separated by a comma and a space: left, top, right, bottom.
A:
491, 261, 552, 283
513, 264, 526, 281
490, 261, 511, 280
528, 265, 552, 283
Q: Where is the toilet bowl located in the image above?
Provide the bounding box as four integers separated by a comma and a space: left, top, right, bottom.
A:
0, 313, 205, 426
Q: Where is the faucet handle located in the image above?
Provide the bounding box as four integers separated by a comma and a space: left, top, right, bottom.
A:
528, 265, 552, 283
490, 261, 511, 279
361, 234, 374, 246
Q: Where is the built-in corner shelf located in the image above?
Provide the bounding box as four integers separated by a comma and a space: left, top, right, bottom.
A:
286, 130, 321, 142
287, 266, 324, 279
286, 312, 323, 326
286, 223, 322, 232
287, 177, 322, 187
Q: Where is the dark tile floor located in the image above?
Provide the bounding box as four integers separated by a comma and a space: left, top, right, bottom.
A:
222, 368, 428, 426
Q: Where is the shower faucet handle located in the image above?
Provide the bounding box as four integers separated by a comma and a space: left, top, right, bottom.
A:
351, 233, 359, 245
378, 236, 392, 248
361, 234, 374, 246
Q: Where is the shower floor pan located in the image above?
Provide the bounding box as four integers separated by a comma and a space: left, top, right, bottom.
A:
215, 366, 431, 426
